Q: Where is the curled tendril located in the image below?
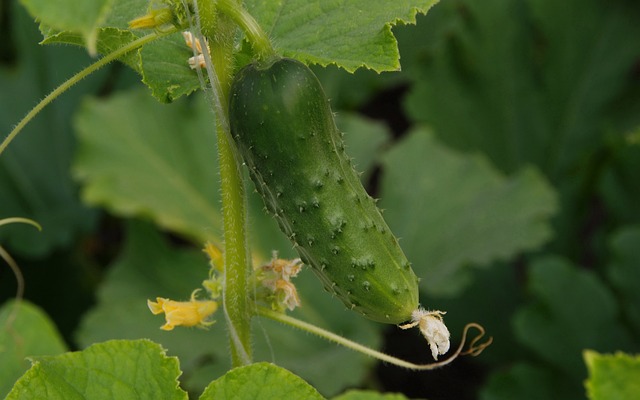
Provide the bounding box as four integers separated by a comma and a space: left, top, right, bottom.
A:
0, 246, 24, 329
398, 322, 493, 371
1, 217, 41, 331
461, 322, 494, 357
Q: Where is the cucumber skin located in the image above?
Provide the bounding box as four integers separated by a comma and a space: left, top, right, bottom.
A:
229, 58, 418, 324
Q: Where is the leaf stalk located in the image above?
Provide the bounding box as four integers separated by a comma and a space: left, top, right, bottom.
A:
216, 0, 275, 60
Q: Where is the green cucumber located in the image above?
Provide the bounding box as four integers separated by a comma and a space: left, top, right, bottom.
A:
229, 58, 419, 324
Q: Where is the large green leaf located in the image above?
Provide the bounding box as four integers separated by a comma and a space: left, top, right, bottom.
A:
0, 1, 98, 256
379, 128, 557, 296
244, 0, 439, 72
29, 0, 200, 103
28, 0, 148, 43
584, 350, 640, 400
0, 300, 67, 398
19, 0, 114, 53
73, 89, 222, 244
25, 0, 443, 102
513, 257, 634, 380
139, 33, 203, 102
200, 362, 324, 400
6, 339, 187, 400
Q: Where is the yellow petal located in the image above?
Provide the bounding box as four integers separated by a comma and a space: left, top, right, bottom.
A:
129, 8, 173, 30
148, 298, 167, 315
203, 242, 224, 272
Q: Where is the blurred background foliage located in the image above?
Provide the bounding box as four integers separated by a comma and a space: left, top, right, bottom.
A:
1, 0, 640, 398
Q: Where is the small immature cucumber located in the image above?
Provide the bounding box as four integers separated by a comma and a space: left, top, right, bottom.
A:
229, 58, 419, 324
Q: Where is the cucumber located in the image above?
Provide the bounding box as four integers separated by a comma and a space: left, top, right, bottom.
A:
229, 58, 419, 324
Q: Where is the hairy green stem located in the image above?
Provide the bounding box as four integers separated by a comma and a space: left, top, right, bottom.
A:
217, 119, 252, 366
0, 31, 170, 156
193, 0, 253, 366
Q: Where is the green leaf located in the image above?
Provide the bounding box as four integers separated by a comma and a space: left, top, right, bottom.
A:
18, 0, 113, 53
31, 0, 442, 100
139, 33, 202, 102
513, 257, 634, 380
40, 28, 140, 71
584, 350, 640, 400
0, 300, 67, 399
244, 0, 439, 72
333, 390, 409, 400
379, 128, 557, 296
0, 2, 98, 256
200, 362, 324, 400
6, 339, 187, 400
26, 0, 149, 51
73, 89, 222, 244
35, 0, 199, 103
606, 227, 640, 336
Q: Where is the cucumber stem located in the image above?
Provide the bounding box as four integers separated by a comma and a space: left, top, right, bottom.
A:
0, 31, 169, 156
191, 0, 253, 366
258, 307, 492, 370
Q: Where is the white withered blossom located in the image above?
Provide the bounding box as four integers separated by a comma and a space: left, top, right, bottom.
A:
400, 309, 451, 360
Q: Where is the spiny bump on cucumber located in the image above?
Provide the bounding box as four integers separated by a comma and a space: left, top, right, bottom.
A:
229, 57, 419, 324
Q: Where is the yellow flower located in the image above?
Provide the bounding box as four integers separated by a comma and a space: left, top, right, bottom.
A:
148, 291, 218, 331
129, 8, 174, 30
